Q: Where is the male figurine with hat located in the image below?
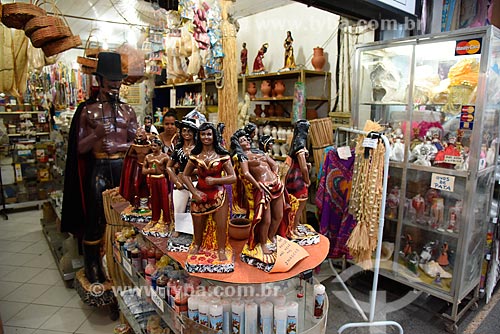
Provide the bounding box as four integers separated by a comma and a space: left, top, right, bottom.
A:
61, 52, 138, 284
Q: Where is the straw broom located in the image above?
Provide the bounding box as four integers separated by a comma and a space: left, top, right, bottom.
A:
218, 0, 238, 146
309, 118, 334, 174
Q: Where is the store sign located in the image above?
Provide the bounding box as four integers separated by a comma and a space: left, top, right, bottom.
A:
430, 173, 455, 192
455, 38, 482, 56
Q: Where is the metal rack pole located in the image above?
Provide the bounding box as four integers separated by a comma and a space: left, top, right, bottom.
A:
334, 126, 403, 334
0, 164, 8, 220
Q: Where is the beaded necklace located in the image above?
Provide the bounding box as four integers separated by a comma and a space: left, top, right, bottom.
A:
347, 121, 386, 269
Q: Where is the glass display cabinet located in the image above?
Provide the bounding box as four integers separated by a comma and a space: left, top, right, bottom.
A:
352, 26, 500, 332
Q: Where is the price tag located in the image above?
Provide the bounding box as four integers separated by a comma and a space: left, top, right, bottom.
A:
493, 217, 498, 224
150, 286, 164, 312
122, 258, 133, 277
337, 146, 352, 160
443, 155, 463, 164
362, 137, 378, 149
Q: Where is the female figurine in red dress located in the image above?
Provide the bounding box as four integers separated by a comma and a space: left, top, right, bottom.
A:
142, 138, 173, 237
253, 43, 268, 73
182, 122, 237, 272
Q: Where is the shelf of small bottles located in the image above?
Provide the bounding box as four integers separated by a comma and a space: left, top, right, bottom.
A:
113, 246, 217, 334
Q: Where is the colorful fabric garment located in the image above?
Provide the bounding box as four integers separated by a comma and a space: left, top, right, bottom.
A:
285, 148, 309, 200
315, 148, 356, 258
119, 147, 149, 203
189, 155, 230, 215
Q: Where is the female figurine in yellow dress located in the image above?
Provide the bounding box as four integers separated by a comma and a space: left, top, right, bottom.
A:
182, 122, 237, 273
283, 31, 296, 69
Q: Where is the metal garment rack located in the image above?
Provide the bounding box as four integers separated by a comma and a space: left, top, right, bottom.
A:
331, 126, 403, 334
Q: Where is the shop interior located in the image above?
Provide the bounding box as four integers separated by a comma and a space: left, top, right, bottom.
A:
0, 1, 500, 334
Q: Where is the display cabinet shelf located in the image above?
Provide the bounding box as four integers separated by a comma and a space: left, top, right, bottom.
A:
249, 116, 292, 123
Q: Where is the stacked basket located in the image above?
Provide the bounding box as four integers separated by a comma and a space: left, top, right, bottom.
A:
1, 1, 81, 57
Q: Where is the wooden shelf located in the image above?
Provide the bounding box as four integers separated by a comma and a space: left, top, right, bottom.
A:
8, 132, 50, 137
249, 116, 292, 123
0, 111, 46, 114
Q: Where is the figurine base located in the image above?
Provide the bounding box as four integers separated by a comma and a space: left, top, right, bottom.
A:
120, 205, 152, 224
289, 224, 320, 246
185, 247, 234, 273
141, 221, 170, 238
74, 269, 115, 307
167, 233, 193, 252
240, 243, 277, 272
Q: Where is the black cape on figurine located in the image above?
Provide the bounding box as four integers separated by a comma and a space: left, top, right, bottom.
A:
61, 99, 96, 237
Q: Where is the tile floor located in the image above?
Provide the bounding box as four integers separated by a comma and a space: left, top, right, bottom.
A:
0, 209, 120, 334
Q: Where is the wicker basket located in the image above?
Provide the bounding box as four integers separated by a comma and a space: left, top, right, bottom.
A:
42, 34, 81, 57
30, 25, 71, 48
24, 15, 64, 37
77, 56, 98, 74
1, 3, 46, 29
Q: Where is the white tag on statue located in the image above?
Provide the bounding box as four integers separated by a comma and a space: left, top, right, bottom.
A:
337, 146, 352, 160
362, 137, 378, 149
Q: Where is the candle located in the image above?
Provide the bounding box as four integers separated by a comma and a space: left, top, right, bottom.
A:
188, 295, 199, 323
314, 284, 326, 319
274, 305, 287, 334
272, 295, 286, 307
286, 301, 298, 334
210, 304, 223, 334
222, 299, 231, 334
245, 302, 258, 334
198, 299, 210, 327
231, 300, 245, 334
260, 301, 273, 334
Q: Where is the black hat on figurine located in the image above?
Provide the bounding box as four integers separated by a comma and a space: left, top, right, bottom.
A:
175, 118, 199, 132
94, 52, 127, 81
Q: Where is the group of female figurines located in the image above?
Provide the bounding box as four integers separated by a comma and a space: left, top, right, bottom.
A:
241, 31, 296, 75
120, 116, 318, 274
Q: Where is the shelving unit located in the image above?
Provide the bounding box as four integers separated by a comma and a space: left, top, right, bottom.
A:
153, 79, 218, 120
0, 110, 58, 212
352, 26, 500, 332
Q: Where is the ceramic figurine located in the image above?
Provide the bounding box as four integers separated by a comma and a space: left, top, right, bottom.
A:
433, 272, 442, 287
431, 198, 445, 231
280, 143, 289, 157
385, 186, 400, 220
272, 143, 281, 157
253, 43, 269, 73
437, 242, 449, 267
447, 200, 462, 233
259, 135, 275, 155
142, 138, 173, 238
165, 118, 198, 249
407, 251, 420, 276
403, 233, 413, 258
231, 129, 290, 272
412, 194, 425, 223
181, 122, 237, 273
283, 31, 296, 70
240, 42, 248, 75
120, 128, 152, 216
285, 120, 319, 245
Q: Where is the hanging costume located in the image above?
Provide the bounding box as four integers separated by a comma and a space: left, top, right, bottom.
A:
316, 148, 356, 259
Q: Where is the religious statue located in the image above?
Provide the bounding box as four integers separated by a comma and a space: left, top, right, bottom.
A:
119, 128, 152, 220
283, 31, 296, 69
61, 52, 137, 284
181, 122, 237, 273
231, 129, 290, 271
285, 120, 319, 245
166, 118, 198, 248
253, 43, 269, 73
240, 42, 248, 75
142, 138, 173, 237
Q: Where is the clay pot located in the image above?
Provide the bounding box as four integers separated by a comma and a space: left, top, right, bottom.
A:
247, 82, 257, 99
273, 80, 285, 98
274, 103, 285, 117
254, 104, 264, 117
311, 47, 326, 71
261, 80, 272, 98
306, 109, 318, 120
267, 104, 275, 117
228, 218, 251, 240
